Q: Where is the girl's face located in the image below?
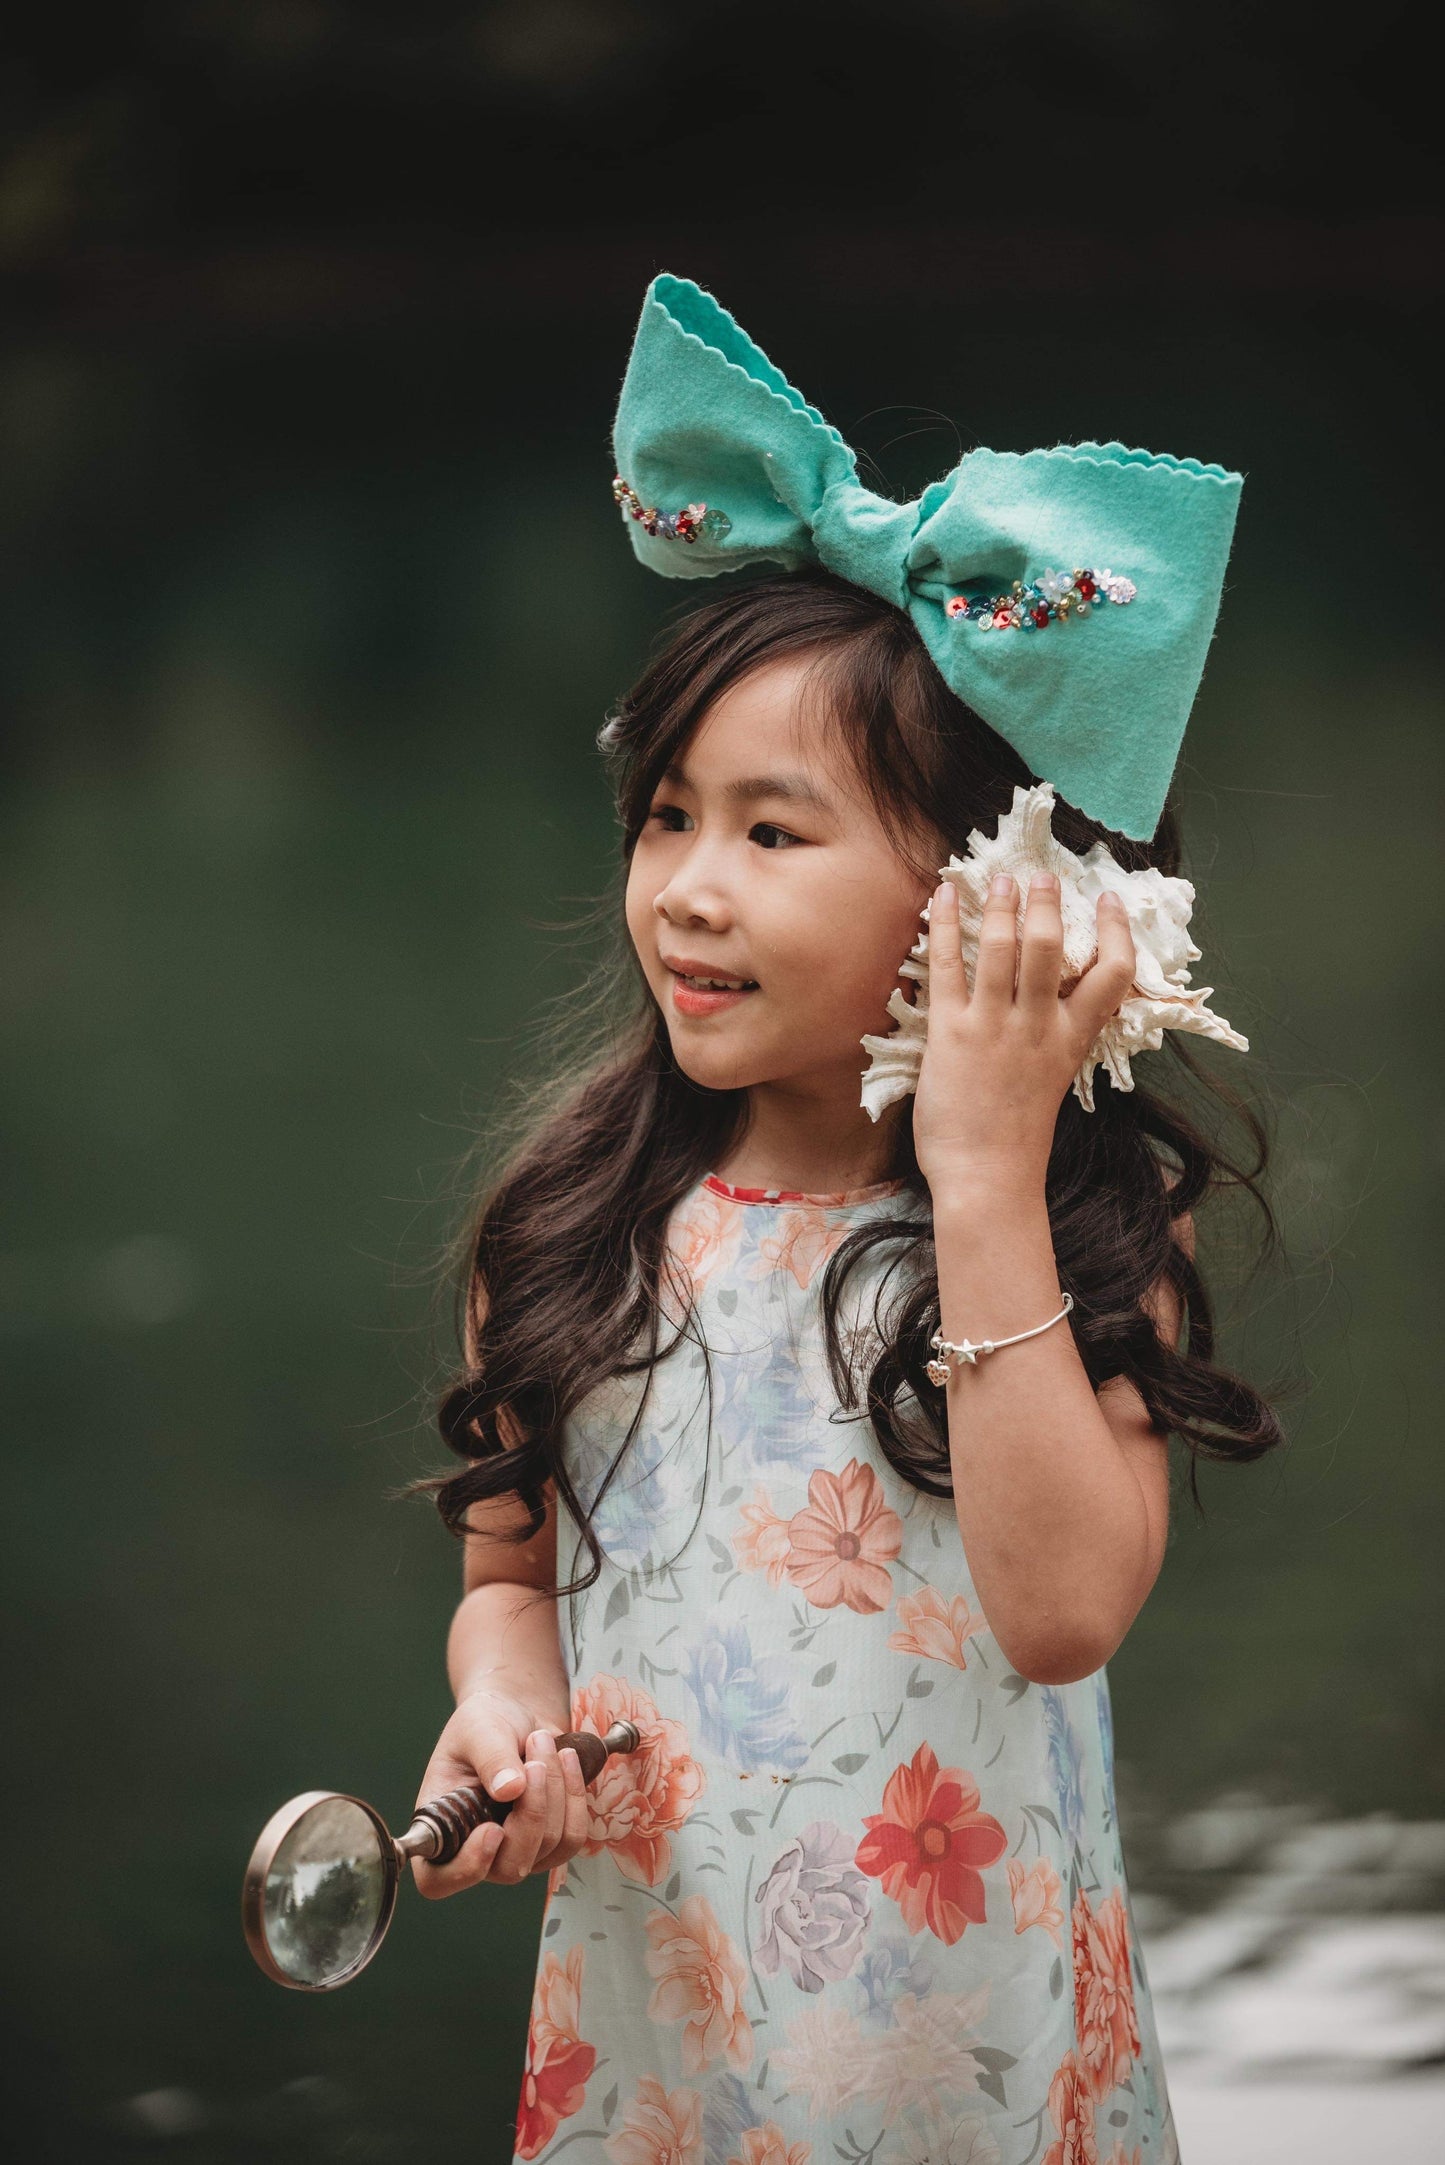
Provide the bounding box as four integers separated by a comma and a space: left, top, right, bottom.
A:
625, 653, 939, 1106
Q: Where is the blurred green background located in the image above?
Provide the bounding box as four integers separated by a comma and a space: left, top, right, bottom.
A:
1, 4, 1441, 2159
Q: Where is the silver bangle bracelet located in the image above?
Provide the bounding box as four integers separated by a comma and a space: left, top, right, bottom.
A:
926, 1291, 1075, 1386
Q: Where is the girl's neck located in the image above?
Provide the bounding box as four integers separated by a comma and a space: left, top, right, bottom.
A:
714, 1088, 906, 1197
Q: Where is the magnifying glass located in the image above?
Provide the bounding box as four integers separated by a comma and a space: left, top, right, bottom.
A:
242, 1718, 639, 1992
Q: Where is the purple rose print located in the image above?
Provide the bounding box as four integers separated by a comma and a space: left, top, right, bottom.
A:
753, 1819, 872, 1992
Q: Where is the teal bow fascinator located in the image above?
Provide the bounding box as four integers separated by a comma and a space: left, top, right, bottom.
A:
611, 274, 1243, 842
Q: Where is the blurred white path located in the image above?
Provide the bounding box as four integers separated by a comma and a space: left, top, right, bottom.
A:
1139, 1806, 1445, 2165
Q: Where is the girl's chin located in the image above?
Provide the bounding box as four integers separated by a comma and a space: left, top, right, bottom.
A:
666, 1029, 871, 1101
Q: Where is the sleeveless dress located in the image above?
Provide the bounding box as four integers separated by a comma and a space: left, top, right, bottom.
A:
512, 1173, 1179, 2165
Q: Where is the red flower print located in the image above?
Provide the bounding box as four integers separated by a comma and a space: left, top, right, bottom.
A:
644, 1893, 754, 2074
1071, 1887, 1141, 2101
514, 1944, 596, 2159
571, 1673, 705, 1886
784, 1460, 902, 1613
1042, 2050, 1099, 2165
854, 1741, 1007, 1944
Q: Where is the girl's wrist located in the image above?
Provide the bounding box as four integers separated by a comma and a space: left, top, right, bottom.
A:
922, 1156, 1050, 1216
453, 1666, 568, 1719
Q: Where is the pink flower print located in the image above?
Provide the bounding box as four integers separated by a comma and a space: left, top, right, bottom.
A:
866, 1986, 991, 2119
1071, 1888, 1140, 2101
752, 1207, 850, 1290
1041, 2051, 1098, 2165
666, 1187, 745, 1305
571, 1672, 704, 1886
732, 1486, 792, 1586
771, 2005, 876, 2119
728, 2129, 812, 2165
1102, 2147, 1142, 2165
605, 2076, 704, 2165
644, 1893, 754, 2074
888, 1586, 983, 1668
784, 1460, 902, 1613
855, 1742, 1008, 1945
1007, 1856, 1065, 1946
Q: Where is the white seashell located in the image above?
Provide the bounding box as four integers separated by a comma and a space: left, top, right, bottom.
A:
859, 780, 1248, 1120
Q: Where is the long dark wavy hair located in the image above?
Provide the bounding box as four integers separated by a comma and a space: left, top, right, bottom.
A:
417, 569, 1285, 1589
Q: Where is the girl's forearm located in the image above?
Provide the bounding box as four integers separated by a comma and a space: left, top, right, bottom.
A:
932, 1178, 1154, 1683
446, 1577, 571, 1718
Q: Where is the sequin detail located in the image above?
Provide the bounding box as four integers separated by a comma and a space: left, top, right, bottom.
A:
945, 567, 1137, 631
613, 475, 732, 544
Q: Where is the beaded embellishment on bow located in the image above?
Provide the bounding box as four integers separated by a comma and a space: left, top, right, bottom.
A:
946, 567, 1137, 632
612, 475, 732, 544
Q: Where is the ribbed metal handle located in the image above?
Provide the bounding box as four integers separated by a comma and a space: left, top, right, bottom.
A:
402, 1718, 640, 1864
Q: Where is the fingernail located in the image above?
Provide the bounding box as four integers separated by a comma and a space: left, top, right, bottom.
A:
490, 1766, 524, 1797
530, 1730, 557, 1756
1030, 873, 1056, 893
990, 873, 1014, 897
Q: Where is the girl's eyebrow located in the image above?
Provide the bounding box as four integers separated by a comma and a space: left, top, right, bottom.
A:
660, 760, 835, 816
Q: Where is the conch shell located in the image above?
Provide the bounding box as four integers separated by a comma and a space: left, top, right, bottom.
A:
860, 781, 1248, 1119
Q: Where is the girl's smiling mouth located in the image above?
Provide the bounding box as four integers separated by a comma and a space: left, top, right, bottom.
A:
662, 955, 760, 1017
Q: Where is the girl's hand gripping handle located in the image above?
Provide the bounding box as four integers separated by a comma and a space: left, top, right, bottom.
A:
404, 1720, 639, 1865
409, 1695, 640, 1899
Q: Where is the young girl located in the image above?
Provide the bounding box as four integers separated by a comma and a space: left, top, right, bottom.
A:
410, 281, 1281, 2165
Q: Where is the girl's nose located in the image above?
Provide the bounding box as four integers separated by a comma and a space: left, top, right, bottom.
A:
652, 864, 733, 930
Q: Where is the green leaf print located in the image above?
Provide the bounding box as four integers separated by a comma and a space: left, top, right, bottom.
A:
813, 1661, 837, 1686
832, 1752, 868, 1774
603, 1578, 630, 1630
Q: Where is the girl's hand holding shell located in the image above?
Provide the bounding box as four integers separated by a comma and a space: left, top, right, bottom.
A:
859, 782, 1248, 1132
912, 872, 1136, 1199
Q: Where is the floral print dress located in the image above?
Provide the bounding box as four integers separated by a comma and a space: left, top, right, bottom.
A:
512, 1174, 1179, 2165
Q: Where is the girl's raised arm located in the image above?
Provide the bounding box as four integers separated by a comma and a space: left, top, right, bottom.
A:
915, 867, 1186, 1684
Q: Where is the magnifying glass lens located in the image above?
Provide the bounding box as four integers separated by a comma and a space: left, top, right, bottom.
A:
262, 1796, 391, 1988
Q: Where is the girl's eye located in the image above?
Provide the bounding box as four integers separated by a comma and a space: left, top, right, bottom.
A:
648, 804, 693, 832
750, 822, 804, 850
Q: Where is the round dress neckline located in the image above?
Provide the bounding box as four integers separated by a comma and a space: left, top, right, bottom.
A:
702, 1171, 907, 1208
